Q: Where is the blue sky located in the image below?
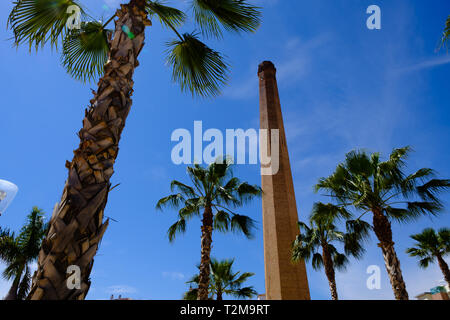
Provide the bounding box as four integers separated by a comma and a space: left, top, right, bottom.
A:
1, 0, 450, 300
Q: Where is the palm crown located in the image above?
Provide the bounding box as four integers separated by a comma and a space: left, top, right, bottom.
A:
0, 207, 47, 300
157, 160, 261, 241
8, 0, 262, 96
315, 147, 449, 224
407, 228, 450, 268
292, 202, 370, 300
184, 258, 257, 300
292, 203, 370, 272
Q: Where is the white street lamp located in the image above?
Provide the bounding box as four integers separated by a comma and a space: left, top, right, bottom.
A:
0, 179, 18, 216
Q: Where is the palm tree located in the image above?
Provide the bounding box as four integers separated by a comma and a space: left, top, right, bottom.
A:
291, 202, 370, 300
7, 0, 261, 300
157, 160, 261, 300
183, 258, 257, 300
0, 207, 47, 300
406, 228, 450, 287
315, 147, 450, 300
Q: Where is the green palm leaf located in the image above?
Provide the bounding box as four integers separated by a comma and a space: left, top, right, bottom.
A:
214, 210, 230, 232
17, 266, 31, 300
166, 33, 229, 97
230, 214, 255, 238
8, 0, 83, 50
192, 0, 261, 38
167, 218, 186, 242
407, 227, 450, 269
146, 0, 187, 27
61, 21, 111, 82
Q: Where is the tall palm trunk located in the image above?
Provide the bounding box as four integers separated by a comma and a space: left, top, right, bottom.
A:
4, 265, 24, 300
322, 243, 338, 300
436, 254, 450, 287
216, 290, 223, 300
198, 205, 214, 300
372, 208, 409, 300
28, 0, 151, 300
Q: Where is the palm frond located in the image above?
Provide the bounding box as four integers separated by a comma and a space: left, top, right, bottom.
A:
61, 21, 111, 82
17, 266, 31, 300
18, 207, 47, 261
192, 0, 261, 38
417, 179, 450, 203
438, 228, 450, 253
230, 214, 256, 238
292, 242, 312, 262
232, 272, 254, 286
156, 193, 185, 210
214, 210, 230, 233
235, 182, 262, 204
146, 0, 186, 27
2, 260, 22, 281
418, 256, 434, 269
344, 220, 370, 259
8, 0, 83, 50
167, 218, 186, 242
400, 168, 435, 197
166, 32, 229, 97
0, 235, 20, 263
345, 149, 374, 178
233, 286, 257, 299
183, 288, 199, 300
170, 180, 197, 197
333, 253, 349, 271
311, 252, 324, 270
387, 202, 442, 223
311, 202, 351, 222
178, 199, 202, 220
406, 247, 431, 259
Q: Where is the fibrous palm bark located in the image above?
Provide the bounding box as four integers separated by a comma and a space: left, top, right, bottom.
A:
436, 254, 450, 287
27, 0, 151, 300
198, 205, 214, 300
322, 243, 338, 301
373, 209, 409, 300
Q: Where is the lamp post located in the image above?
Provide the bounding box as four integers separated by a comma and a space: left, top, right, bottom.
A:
0, 179, 18, 216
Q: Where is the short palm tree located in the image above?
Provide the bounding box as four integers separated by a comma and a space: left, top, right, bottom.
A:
157, 160, 261, 300
8, 0, 261, 299
406, 228, 450, 287
184, 258, 257, 300
315, 147, 450, 300
292, 202, 370, 300
0, 207, 47, 300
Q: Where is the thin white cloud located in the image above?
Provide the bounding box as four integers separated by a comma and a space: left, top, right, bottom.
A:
394, 56, 450, 74
106, 285, 138, 294
223, 34, 330, 100
162, 271, 185, 280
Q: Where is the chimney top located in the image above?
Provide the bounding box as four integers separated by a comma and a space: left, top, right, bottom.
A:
258, 61, 276, 77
